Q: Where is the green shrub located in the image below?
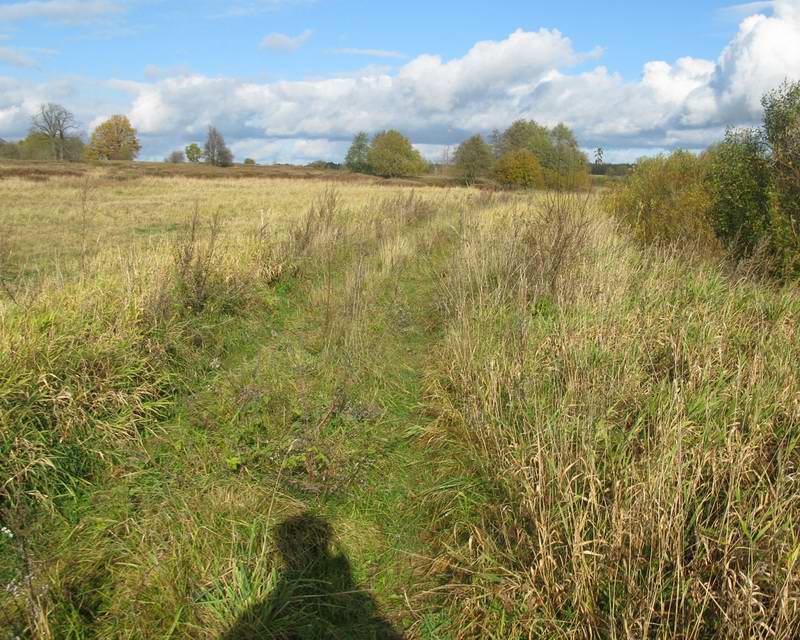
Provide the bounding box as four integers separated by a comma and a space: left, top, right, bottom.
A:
705, 128, 773, 260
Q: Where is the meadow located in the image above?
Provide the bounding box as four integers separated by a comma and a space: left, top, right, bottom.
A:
1, 165, 798, 639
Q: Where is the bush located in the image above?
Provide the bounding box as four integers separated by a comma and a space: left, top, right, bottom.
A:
306, 160, 340, 170
542, 166, 592, 191
607, 150, 717, 249
243, 158, 256, 165
493, 149, 545, 188
367, 130, 427, 178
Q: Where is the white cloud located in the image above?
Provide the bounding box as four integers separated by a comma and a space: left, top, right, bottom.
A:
144, 63, 191, 80
716, 1, 775, 22
0, 45, 37, 68
260, 29, 313, 53
332, 48, 406, 59
0, 0, 123, 25
3, 3, 800, 163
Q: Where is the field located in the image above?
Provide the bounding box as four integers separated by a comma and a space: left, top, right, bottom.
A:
1, 165, 799, 638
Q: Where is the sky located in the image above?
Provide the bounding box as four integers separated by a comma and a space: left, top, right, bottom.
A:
1, 0, 799, 163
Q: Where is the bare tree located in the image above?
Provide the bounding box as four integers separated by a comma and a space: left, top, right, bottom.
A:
30, 103, 78, 161
165, 150, 186, 163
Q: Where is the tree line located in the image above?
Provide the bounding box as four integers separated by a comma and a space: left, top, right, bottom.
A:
343, 120, 591, 187
0, 104, 237, 167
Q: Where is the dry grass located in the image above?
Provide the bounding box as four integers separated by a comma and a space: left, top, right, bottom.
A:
424, 193, 800, 638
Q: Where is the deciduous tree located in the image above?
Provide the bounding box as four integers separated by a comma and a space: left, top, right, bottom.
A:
30, 103, 78, 161
204, 126, 234, 167
87, 115, 141, 161
367, 130, 427, 178
185, 143, 202, 163
453, 135, 493, 184
345, 132, 371, 173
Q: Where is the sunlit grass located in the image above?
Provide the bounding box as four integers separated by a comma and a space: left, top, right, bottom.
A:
1, 173, 797, 638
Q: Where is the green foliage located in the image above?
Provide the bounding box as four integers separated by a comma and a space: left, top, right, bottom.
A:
453, 134, 493, 184
607, 150, 717, 248
611, 83, 800, 276
87, 115, 141, 161
185, 143, 203, 163
0, 138, 20, 159
367, 130, 428, 178
549, 122, 589, 178
495, 119, 552, 160
17, 132, 53, 160
762, 80, 800, 271
243, 158, 256, 165
61, 136, 86, 162
494, 119, 589, 186
493, 149, 544, 188
345, 132, 371, 173
0, 132, 85, 161
705, 128, 773, 259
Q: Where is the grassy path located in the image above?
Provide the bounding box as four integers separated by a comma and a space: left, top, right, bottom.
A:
162, 201, 457, 637
0, 192, 463, 639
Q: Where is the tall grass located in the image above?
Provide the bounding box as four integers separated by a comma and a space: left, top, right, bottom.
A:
424, 192, 799, 638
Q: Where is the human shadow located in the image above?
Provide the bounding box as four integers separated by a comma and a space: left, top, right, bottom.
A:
220, 512, 403, 640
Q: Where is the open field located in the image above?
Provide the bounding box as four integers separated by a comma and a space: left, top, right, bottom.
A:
1, 170, 799, 638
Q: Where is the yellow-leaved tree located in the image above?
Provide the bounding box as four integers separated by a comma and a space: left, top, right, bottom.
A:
493, 149, 545, 188
86, 115, 141, 161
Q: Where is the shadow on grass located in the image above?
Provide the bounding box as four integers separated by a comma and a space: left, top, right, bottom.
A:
221, 512, 403, 640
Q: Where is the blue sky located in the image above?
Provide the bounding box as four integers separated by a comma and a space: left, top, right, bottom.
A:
1, 0, 798, 163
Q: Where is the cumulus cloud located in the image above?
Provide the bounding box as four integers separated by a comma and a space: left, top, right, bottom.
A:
261, 29, 313, 53
4, 3, 800, 163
